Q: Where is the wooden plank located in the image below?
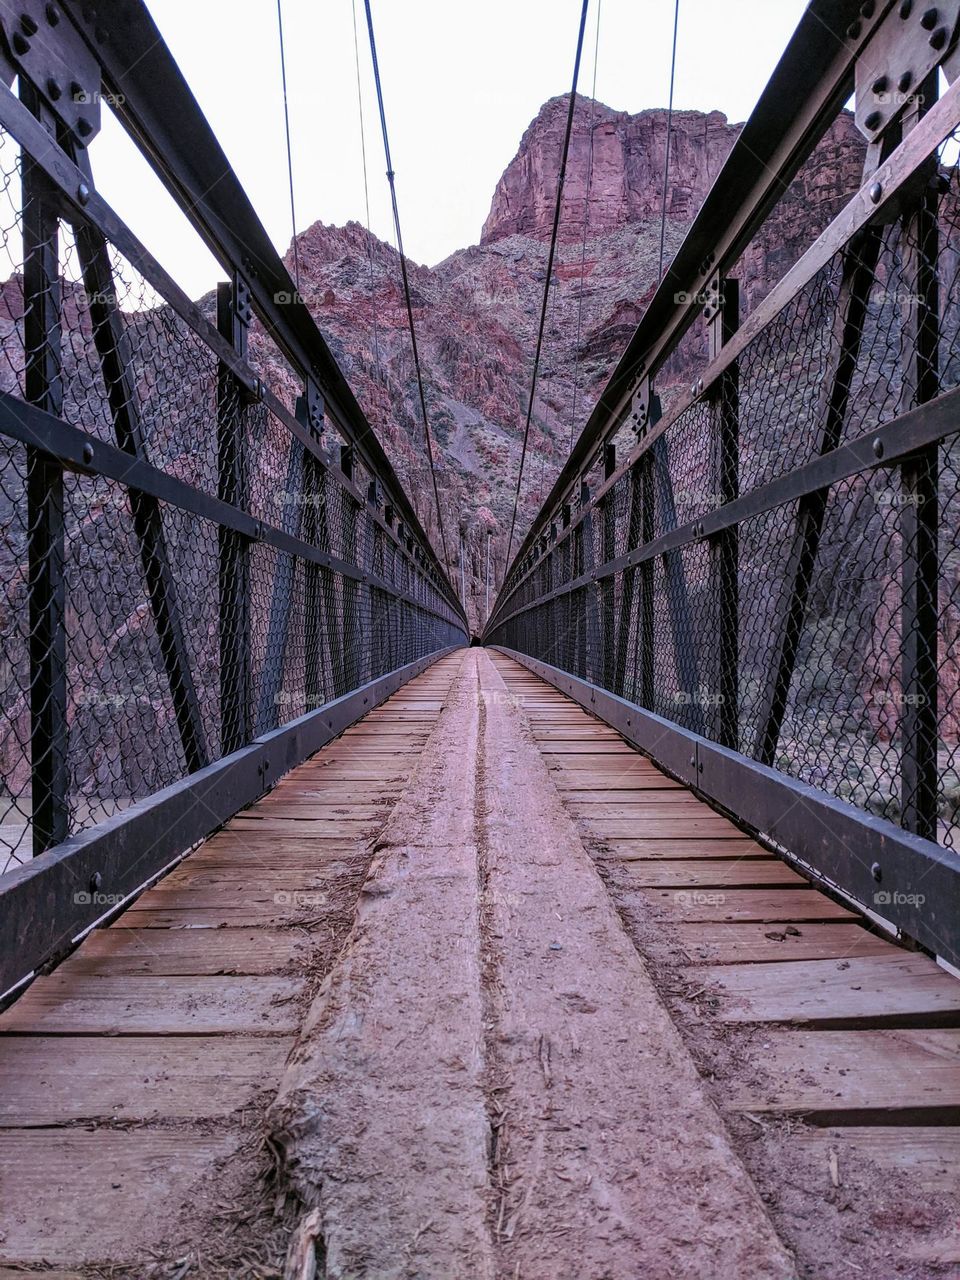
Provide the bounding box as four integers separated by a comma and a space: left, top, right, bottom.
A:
676, 921, 896, 964
59, 926, 307, 975
553, 776, 683, 791
691, 953, 960, 1027
0, 1130, 240, 1265
647, 887, 856, 923
595, 837, 763, 859
619, 859, 807, 888
581, 818, 745, 838
726, 1029, 960, 1120
0, 1035, 293, 1123
792, 1127, 960, 1193
576, 801, 741, 818
0, 974, 304, 1034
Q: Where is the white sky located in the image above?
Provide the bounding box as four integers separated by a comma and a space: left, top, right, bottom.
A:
89, 0, 809, 300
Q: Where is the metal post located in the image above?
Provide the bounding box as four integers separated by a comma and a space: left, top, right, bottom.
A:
485, 531, 491, 626
217, 276, 251, 755
711, 278, 740, 749
900, 77, 940, 840
340, 445, 360, 690
600, 443, 616, 690
22, 87, 67, 855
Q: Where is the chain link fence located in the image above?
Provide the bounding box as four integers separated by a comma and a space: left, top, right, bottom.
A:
0, 109, 465, 882
488, 114, 960, 865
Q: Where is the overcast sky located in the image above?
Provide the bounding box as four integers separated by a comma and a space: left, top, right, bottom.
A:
89, 0, 809, 300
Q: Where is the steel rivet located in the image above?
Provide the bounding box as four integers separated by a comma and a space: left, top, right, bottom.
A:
689, 756, 696, 768
900, 0, 913, 15
930, 24, 948, 48
20, 13, 39, 35
872, 75, 889, 95
899, 69, 914, 92
46, 2, 60, 23
873, 437, 884, 459
77, 181, 90, 205
865, 110, 883, 132
46, 77, 61, 100
82, 442, 94, 465
871, 861, 883, 883
870, 181, 883, 203
920, 6, 938, 29
89, 871, 102, 892
847, 19, 862, 37
861, 0, 876, 15
11, 31, 30, 54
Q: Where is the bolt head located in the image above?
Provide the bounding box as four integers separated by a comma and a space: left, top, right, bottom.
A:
865, 111, 883, 132
871, 862, 883, 883
869, 181, 883, 204
872, 75, 889, 95
847, 19, 862, 37
46, 3, 61, 23
89, 871, 102, 892
873, 437, 884, 459
77, 181, 90, 206
930, 24, 948, 49
899, 69, 914, 92
900, 0, 914, 15
82, 442, 94, 465
46, 77, 61, 101
921, 6, 938, 29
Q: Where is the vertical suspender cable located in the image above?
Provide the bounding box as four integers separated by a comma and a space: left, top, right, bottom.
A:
504, 0, 591, 575
569, 0, 602, 454
364, 0, 453, 580
658, 0, 681, 282
351, 0, 382, 375
277, 0, 301, 292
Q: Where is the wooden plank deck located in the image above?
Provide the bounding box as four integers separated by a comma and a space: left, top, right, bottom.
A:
0, 655, 463, 1268
489, 652, 960, 1198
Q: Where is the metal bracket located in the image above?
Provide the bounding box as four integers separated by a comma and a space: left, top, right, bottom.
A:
0, 0, 101, 144
303, 379, 324, 438
855, 0, 960, 141
628, 376, 662, 440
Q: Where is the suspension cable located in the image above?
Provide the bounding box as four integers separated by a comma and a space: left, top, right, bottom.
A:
276, 0, 300, 292
569, 0, 602, 454
658, 0, 681, 282
351, 0, 382, 375
505, 0, 591, 573
363, 0, 452, 578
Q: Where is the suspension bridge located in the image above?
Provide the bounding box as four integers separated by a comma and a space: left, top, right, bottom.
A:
2, 0, 960, 1275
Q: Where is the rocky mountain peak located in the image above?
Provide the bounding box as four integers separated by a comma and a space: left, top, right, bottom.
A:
480, 94, 738, 245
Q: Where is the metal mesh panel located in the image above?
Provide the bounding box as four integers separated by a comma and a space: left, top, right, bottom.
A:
489, 121, 960, 865
0, 111, 465, 890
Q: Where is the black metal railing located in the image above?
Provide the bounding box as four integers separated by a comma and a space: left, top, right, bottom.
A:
0, 0, 466, 995
486, 0, 960, 968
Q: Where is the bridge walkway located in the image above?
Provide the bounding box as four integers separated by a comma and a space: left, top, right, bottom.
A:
0, 650, 958, 1276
